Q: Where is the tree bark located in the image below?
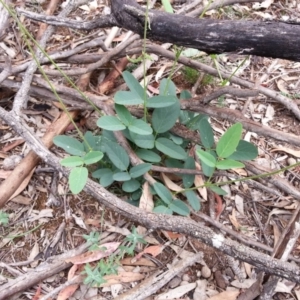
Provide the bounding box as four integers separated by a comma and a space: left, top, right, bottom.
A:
110, 0, 300, 61
20, 0, 300, 62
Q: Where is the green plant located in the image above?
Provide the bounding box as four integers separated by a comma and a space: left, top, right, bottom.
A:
0, 210, 9, 225
54, 70, 258, 216
183, 66, 200, 84
82, 226, 146, 286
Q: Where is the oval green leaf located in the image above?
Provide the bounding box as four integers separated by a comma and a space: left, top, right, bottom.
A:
114, 91, 144, 105
97, 116, 126, 131
153, 205, 173, 215
216, 123, 243, 158
185, 190, 200, 211
146, 95, 177, 108
152, 100, 180, 133
209, 186, 227, 196
228, 140, 258, 161
83, 151, 104, 165
155, 138, 187, 160
129, 163, 152, 178
60, 156, 83, 167
169, 200, 189, 216
53, 135, 85, 156
136, 149, 161, 163
130, 132, 155, 149
182, 157, 195, 188
122, 71, 145, 99
113, 172, 131, 181
122, 179, 141, 193
115, 104, 133, 126
153, 182, 173, 205
128, 119, 153, 135
69, 167, 88, 194
196, 149, 216, 168
216, 159, 245, 170
104, 140, 130, 171
199, 118, 214, 149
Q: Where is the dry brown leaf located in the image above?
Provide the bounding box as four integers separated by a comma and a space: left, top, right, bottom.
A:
271, 146, 300, 158
11, 195, 31, 205
228, 209, 241, 230
65, 242, 120, 264
207, 289, 240, 300
121, 257, 156, 267
194, 162, 207, 200
139, 182, 154, 212
135, 245, 164, 260
101, 272, 145, 287
57, 285, 79, 300
162, 230, 183, 239
161, 173, 182, 192
8, 168, 35, 200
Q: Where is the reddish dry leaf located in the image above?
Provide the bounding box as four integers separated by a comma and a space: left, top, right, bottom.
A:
163, 231, 183, 239
135, 245, 164, 260
214, 193, 223, 220
57, 285, 79, 300
31, 284, 42, 300
65, 242, 120, 264
68, 264, 79, 280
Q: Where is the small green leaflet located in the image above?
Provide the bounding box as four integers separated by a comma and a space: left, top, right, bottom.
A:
69, 167, 88, 194
185, 190, 200, 211
122, 71, 145, 100
153, 205, 173, 214
113, 172, 131, 181
104, 140, 130, 171
114, 104, 133, 126
169, 200, 189, 216
122, 179, 141, 193
153, 182, 173, 204
146, 95, 177, 108
198, 118, 214, 149
128, 119, 153, 135
228, 140, 258, 161
97, 116, 126, 131
136, 149, 161, 163
114, 91, 144, 105
130, 132, 155, 149
61, 156, 83, 167
53, 135, 85, 156
216, 123, 242, 158
161, 0, 174, 13
216, 159, 245, 170
152, 100, 180, 133
155, 138, 187, 160
196, 149, 216, 167
129, 163, 152, 178
209, 186, 227, 196
83, 151, 104, 165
